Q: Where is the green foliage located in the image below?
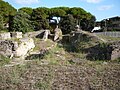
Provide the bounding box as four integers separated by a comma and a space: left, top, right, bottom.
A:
49, 8, 66, 24
70, 7, 87, 19
50, 8, 66, 18
18, 7, 33, 15
11, 11, 34, 33
57, 7, 70, 14
32, 7, 49, 30
0, 55, 10, 66
81, 16, 96, 31
0, 0, 96, 33
0, 0, 17, 23
35, 81, 51, 90
60, 15, 76, 34
0, 15, 4, 31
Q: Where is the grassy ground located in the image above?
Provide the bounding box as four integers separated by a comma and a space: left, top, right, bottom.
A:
97, 34, 120, 42
0, 59, 119, 90
0, 37, 120, 90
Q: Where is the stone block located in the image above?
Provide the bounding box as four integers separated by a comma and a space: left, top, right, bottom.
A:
11, 32, 22, 38
0, 32, 11, 40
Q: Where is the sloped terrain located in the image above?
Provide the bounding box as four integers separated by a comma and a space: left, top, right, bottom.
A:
0, 32, 120, 90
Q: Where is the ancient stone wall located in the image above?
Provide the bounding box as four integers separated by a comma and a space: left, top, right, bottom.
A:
110, 41, 120, 60
86, 42, 120, 60
69, 31, 120, 60
0, 40, 14, 57
0, 32, 23, 40
11, 32, 22, 39
0, 32, 11, 40
0, 38, 35, 58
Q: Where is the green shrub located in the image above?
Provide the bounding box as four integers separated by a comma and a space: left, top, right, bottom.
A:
0, 55, 11, 66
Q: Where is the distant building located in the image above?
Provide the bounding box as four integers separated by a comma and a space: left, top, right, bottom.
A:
107, 16, 120, 31
101, 16, 120, 31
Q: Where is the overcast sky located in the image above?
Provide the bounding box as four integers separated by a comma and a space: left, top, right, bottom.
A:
4, 0, 120, 21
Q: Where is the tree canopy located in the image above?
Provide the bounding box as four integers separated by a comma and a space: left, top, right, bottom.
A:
0, 0, 16, 23
60, 15, 76, 34
18, 7, 33, 15
11, 11, 33, 33
0, 0, 96, 33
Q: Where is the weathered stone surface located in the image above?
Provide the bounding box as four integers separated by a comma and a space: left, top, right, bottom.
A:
0, 38, 35, 58
87, 41, 120, 60
54, 27, 62, 42
14, 38, 35, 57
11, 32, 22, 38
24, 30, 45, 38
86, 43, 111, 60
42, 30, 50, 41
0, 40, 14, 57
0, 32, 11, 40
110, 41, 120, 60
69, 31, 120, 60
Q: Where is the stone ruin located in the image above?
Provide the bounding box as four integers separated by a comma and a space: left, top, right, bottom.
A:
11, 32, 22, 39
0, 38, 35, 59
42, 30, 51, 41
0, 32, 11, 40
54, 27, 62, 42
86, 41, 120, 60
65, 30, 120, 60
0, 31, 35, 59
110, 41, 120, 60
0, 32, 22, 40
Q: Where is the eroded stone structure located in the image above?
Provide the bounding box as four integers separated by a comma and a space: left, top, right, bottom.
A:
11, 32, 22, 39
54, 27, 62, 42
0, 32, 11, 40
42, 30, 50, 41
0, 38, 35, 58
0, 32, 22, 40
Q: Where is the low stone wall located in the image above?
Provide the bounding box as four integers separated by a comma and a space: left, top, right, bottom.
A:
11, 32, 22, 39
0, 32, 22, 40
0, 32, 11, 40
24, 30, 45, 38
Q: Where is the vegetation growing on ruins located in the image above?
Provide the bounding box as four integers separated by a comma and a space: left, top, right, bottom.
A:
0, 0, 120, 90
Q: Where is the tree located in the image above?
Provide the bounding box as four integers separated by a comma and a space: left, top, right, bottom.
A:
57, 7, 70, 15
80, 16, 96, 31
0, 15, 4, 31
69, 7, 87, 25
31, 7, 49, 30
11, 11, 33, 33
0, 0, 17, 32
19, 7, 33, 15
49, 8, 66, 23
60, 15, 76, 34
0, 0, 16, 24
